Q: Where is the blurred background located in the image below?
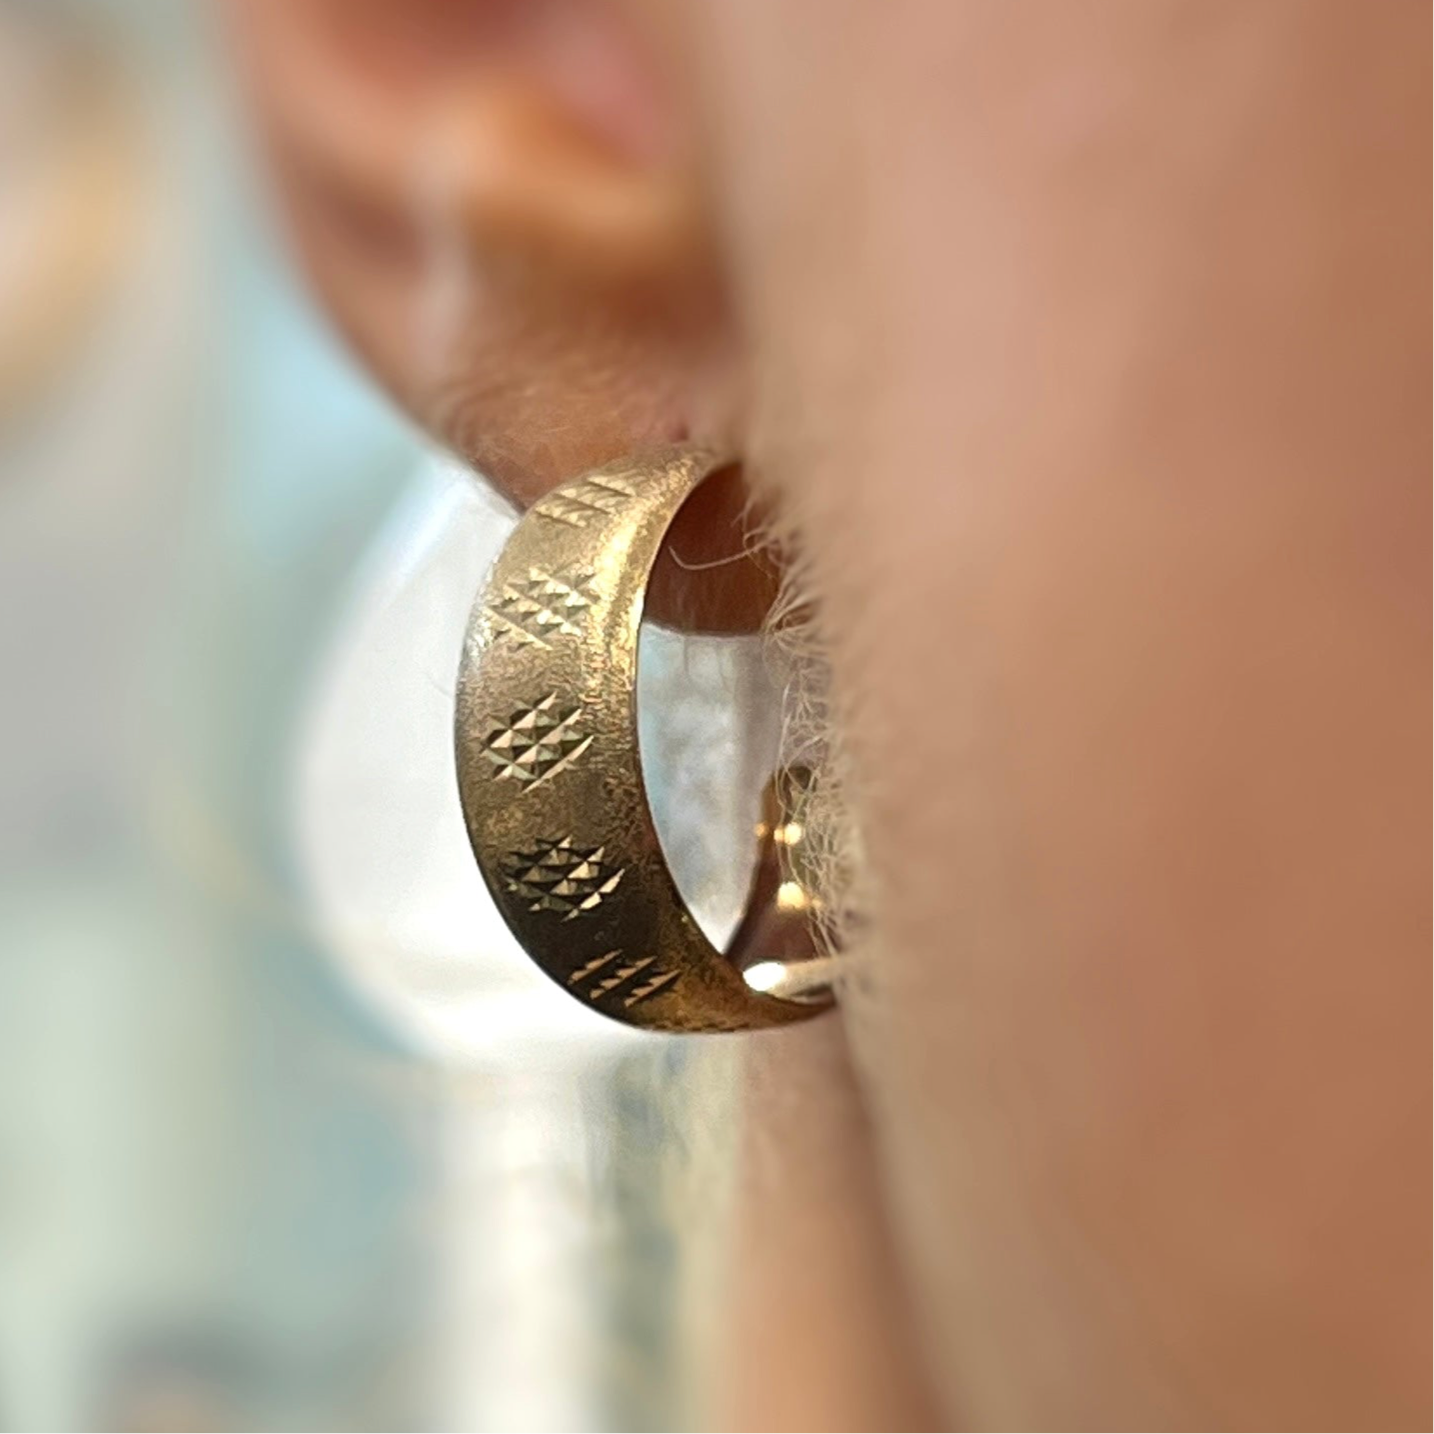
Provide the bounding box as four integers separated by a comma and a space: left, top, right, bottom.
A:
0, 4, 772, 1428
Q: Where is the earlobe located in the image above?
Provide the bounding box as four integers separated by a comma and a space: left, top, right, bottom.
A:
233, 0, 753, 623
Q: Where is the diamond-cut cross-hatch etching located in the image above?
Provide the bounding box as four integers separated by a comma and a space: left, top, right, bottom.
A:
566, 949, 681, 1008
532, 473, 637, 529
500, 837, 625, 921
486, 567, 598, 649
482, 694, 592, 788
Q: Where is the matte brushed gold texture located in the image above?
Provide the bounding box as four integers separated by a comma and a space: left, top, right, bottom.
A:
455, 447, 833, 1032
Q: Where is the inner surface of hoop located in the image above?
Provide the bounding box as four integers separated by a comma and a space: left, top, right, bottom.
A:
634, 622, 780, 953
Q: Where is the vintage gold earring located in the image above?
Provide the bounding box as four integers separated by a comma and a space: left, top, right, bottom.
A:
454, 446, 835, 1032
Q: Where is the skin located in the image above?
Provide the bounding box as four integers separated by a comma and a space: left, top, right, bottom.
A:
231, 2, 1431, 1426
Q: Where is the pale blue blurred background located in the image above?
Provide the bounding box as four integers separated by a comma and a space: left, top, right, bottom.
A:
1, 4, 437, 1427
0, 7, 763, 1430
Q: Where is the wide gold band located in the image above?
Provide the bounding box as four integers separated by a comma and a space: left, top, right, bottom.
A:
455, 447, 832, 1033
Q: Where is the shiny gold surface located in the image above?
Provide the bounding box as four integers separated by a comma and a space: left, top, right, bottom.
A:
455, 447, 833, 1032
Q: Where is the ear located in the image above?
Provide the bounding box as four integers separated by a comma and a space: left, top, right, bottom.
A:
230, 0, 767, 627
229, 0, 728, 485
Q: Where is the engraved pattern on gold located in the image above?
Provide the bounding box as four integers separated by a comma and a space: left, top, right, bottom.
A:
487, 568, 598, 649
499, 836, 625, 920
622, 964, 682, 1008
532, 473, 636, 529
567, 949, 624, 986
482, 694, 592, 787
565, 949, 681, 1008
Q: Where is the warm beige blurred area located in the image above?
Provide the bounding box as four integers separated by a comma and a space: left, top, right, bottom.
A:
0, 11, 139, 420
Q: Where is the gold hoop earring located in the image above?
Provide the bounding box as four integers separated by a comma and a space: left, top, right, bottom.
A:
455, 446, 835, 1033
